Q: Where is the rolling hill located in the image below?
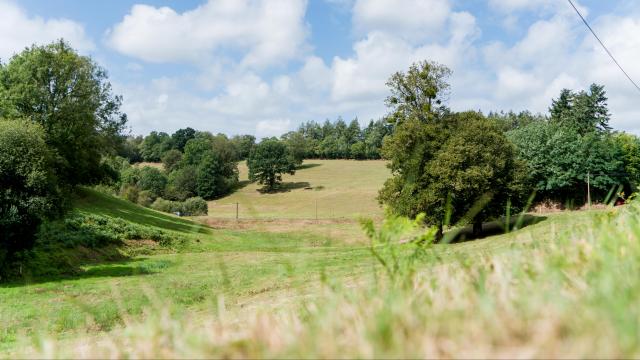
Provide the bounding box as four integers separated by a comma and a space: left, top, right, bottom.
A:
1, 161, 624, 357
207, 159, 390, 219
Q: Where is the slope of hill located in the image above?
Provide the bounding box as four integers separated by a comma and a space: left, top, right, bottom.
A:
207, 160, 390, 219
0, 166, 619, 357
75, 188, 211, 235
0, 187, 376, 352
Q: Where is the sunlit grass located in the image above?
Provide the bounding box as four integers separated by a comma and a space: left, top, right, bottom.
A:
13, 203, 639, 358
206, 159, 390, 219
1, 163, 629, 357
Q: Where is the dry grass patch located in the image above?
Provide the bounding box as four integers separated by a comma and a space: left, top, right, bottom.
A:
207, 160, 389, 219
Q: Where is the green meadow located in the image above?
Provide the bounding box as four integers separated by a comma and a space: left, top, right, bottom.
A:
3, 160, 630, 358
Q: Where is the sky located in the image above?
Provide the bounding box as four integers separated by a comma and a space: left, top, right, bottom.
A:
1, 0, 639, 137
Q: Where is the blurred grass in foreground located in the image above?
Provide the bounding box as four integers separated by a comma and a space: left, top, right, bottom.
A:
18, 202, 640, 358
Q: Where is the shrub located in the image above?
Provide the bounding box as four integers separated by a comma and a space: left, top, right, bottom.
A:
0, 120, 61, 267
150, 198, 175, 214
92, 184, 118, 197
120, 166, 141, 187
137, 190, 155, 207
137, 166, 167, 199
162, 149, 183, 173
150, 197, 208, 216
120, 184, 140, 204
183, 197, 208, 216
37, 212, 180, 248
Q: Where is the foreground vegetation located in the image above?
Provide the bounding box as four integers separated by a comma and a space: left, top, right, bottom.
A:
4, 190, 637, 357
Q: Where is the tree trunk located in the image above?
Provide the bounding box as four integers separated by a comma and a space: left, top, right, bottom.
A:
472, 221, 483, 238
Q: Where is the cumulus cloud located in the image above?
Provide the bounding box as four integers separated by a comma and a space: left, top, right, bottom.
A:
256, 119, 292, 138
352, 0, 450, 42
206, 73, 279, 117
0, 0, 93, 60
488, 0, 588, 16
469, 7, 640, 134
106, 0, 308, 67
329, 7, 479, 107
117, 71, 297, 136
109, 0, 640, 136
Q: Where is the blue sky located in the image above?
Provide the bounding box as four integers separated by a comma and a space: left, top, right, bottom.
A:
1, 0, 639, 137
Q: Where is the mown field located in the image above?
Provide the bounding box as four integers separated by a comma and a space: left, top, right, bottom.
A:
1, 160, 636, 357
206, 160, 389, 219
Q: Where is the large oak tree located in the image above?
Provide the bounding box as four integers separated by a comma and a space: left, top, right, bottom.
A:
0, 40, 127, 186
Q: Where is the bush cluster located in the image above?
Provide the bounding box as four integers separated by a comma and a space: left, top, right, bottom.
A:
37, 212, 179, 248
112, 131, 238, 213
121, 119, 392, 167
150, 197, 208, 216
0, 120, 62, 265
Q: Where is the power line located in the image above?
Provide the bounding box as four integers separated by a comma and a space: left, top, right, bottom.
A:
566, 0, 640, 94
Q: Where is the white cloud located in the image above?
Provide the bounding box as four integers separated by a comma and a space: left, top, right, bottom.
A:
0, 0, 93, 60
476, 8, 640, 132
256, 119, 292, 138
125, 62, 143, 72
116, 1, 484, 136
297, 56, 332, 93
106, 0, 308, 67
352, 0, 450, 42
117, 71, 298, 136
112, 0, 640, 137
329, 9, 479, 106
206, 73, 278, 117
488, 0, 588, 16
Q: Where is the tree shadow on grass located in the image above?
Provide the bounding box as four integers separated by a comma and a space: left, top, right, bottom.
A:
233, 179, 253, 191
257, 181, 311, 194
444, 214, 548, 243
0, 257, 172, 288
297, 163, 322, 170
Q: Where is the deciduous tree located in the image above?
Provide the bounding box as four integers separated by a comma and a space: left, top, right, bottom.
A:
248, 139, 296, 192
385, 60, 452, 123
0, 120, 61, 265
0, 40, 127, 185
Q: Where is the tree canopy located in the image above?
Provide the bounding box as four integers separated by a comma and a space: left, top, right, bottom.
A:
385, 60, 452, 123
379, 112, 521, 236
196, 151, 239, 200
248, 139, 297, 192
0, 40, 127, 186
508, 85, 626, 204
0, 120, 61, 265
378, 61, 527, 237
549, 84, 611, 133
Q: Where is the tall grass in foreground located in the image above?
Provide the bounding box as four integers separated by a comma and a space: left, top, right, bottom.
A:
20, 204, 640, 358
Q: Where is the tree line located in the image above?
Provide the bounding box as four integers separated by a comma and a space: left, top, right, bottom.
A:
3, 40, 640, 274
122, 117, 392, 166
377, 60, 640, 239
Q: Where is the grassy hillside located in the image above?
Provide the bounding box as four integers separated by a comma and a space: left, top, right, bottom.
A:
75, 188, 210, 235
0, 188, 376, 352
207, 160, 389, 219
1, 184, 608, 356
4, 162, 635, 357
